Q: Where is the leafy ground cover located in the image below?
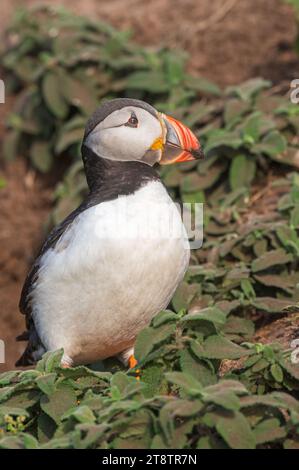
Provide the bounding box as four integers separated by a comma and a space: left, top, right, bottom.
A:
0, 6, 299, 449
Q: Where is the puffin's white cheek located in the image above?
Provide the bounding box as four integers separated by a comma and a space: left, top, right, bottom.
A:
86, 109, 162, 162
104, 128, 147, 160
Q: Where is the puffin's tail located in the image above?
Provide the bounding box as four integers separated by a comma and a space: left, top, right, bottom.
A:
15, 347, 35, 367
16, 330, 29, 342
15, 328, 44, 367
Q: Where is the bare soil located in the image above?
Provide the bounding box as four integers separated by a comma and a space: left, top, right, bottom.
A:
0, 0, 298, 371
0, 0, 297, 86
0, 159, 52, 372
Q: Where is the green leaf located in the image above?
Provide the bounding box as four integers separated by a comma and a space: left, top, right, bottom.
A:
36, 373, 57, 395
291, 204, 299, 228
2, 390, 40, 409
270, 364, 284, 383
253, 418, 286, 444
61, 76, 96, 115
203, 391, 241, 411
63, 405, 95, 424
229, 154, 256, 191
205, 130, 243, 153
180, 349, 216, 386
165, 53, 185, 86
226, 78, 271, 101
205, 380, 248, 394
152, 310, 177, 327
0, 371, 19, 386
240, 111, 275, 142
37, 412, 57, 444
192, 335, 250, 360
224, 98, 250, 126
55, 128, 83, 154
126, 71, 169, 93
0, 436, 27, 449
22, 434, 39, 449
135, 323, 175, 362
141, 366, 167, 397
36, 349, 64, 373
181, 190, 205, 204
252, 130, 287, 158
29, 141, 53, 173
40, 386, 77, 424
182, 306, 226, 326
278, 358, 299, 380
251, 249, 292, 272
172, 399, 203, 417
172, 282, 198, 312
216, 411, 256, 449
195, 160, 227, 191
110, 372, 131, 395
165, 372, 203, 394
0, 406, 29, 417
251, 358, 269, 372
254, 274, 295, 292
42, 72, 69, 118
185, 75, 221, 96
251, 297, 293, 313
223, 316, 255, 339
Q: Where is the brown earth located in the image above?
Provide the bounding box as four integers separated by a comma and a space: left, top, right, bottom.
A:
0, 0, 297, 85
0, 0, 298, 371
0, 159, 52, 372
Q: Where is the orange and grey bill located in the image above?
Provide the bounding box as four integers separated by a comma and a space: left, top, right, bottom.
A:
159, 114, 204, 165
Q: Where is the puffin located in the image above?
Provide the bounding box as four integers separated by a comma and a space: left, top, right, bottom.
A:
16, 98, 203, 369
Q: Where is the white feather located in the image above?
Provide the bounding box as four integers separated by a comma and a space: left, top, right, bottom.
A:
31, 181, 189, 365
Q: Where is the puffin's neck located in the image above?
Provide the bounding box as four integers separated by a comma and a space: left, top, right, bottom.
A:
81, 144, 161, 200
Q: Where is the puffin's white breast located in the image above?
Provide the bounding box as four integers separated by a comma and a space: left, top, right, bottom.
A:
31, 181, 190, 364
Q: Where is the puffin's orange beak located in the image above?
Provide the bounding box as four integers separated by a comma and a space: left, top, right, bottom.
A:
159, 114, 204, 165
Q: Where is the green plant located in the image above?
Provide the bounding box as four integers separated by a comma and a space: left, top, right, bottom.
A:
1, 6, 219, 174
0, 336, 298, 449
1, 6, 299, 450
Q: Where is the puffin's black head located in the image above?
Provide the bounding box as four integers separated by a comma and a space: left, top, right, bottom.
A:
81, 98, 204, 167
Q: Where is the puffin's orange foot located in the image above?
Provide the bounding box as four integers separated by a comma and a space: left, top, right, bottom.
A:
128, 354, 140, 380
129, 355, 138, 368
60, 362, 71, 368
60, 355, 74, 368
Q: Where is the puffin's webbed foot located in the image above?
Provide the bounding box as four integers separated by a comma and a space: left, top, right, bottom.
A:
128, 355, 138, 368
128, 354, 140, 380
117, 348, 140, 379
60, 354, 74, 368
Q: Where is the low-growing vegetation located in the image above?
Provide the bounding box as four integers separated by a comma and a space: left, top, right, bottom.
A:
0, 6, 299, 449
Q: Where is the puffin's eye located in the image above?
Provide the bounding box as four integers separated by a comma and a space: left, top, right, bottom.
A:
125, 113, 138, 128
